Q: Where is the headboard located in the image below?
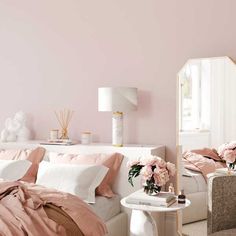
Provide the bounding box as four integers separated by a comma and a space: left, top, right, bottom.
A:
0, 141, 165, 198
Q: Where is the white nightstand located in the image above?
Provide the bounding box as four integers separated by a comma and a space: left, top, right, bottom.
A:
121, 194, 190, 236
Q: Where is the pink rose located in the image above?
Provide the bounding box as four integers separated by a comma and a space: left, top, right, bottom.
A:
166, 162, 176, 176
140, 155, 167, 169
156, 158, 167, 168
140, 155, 163, 166
153, 172, 161, 185
153, 168, 169, 186
223, 150, 236, 163
140, 156, 155, 166
218, 143, 228, 157
140, 165, 153, 181
226, 141, 236, 150
218, 141, 236, 157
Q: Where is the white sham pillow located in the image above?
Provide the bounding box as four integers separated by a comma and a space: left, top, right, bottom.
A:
36, 161, 108, 203
0, 160, 32, 181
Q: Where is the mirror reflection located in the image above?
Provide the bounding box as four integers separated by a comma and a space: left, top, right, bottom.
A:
177, 56, 236, 235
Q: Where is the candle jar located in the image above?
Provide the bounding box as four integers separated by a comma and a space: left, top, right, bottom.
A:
50, 129, 59, 141
81, 132, 92, 144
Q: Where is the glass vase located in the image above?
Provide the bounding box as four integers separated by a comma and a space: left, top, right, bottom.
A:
143, 184, 161, 195
227, 162, 236, 175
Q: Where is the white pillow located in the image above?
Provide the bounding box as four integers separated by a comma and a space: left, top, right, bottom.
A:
36, 161, 108, 203
0, 160, 32, 181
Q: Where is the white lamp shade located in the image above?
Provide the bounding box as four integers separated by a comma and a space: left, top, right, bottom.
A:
98, 87, 138, 112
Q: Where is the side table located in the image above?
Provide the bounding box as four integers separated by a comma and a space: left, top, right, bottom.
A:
121, 194, 190, 236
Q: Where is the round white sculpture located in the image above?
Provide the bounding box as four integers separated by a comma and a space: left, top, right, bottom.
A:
0, 111, 30, 142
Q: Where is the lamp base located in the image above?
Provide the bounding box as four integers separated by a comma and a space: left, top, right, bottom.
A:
112, 112, 123, 147
113, 144, 123, 147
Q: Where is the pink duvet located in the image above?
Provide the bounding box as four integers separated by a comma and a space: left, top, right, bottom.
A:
0, 180, 107, 236
183, 151, 226, 180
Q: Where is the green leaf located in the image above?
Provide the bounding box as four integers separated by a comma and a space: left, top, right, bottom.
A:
128, 165, 143, 187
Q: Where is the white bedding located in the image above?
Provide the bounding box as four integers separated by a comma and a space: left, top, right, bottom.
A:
182, 168, 207, 224
182, 169, 207, 194
90, 195, 121, 222
36, 161, 108, 204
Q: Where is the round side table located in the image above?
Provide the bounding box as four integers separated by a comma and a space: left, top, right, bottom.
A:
121, 196, 190, 236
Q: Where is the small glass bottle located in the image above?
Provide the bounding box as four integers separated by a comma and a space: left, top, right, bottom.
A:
178, 190, 186, 204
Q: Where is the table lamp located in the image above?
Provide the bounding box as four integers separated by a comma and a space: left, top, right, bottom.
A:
98, 87, 138, 147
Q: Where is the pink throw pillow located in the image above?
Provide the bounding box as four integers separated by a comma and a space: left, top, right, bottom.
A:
0, 149, 32, 160
191, 148, 222, 161
21, 147, 46, 182
0, 147, 46, 183
49, 152, 124, 198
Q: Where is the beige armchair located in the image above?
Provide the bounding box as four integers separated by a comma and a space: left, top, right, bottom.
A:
208, 174, 236, 235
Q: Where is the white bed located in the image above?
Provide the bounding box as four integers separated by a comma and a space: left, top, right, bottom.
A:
182, 169, 207, 224
90, 195, 121, 222
177, 144, 208, 225
90, 195, 127, 236
0, 141, 165, 236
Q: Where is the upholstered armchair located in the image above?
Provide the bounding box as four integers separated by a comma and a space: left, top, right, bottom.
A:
208, 174, 236, 235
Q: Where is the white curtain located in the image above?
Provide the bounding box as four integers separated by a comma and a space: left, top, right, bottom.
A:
210, 57, 236, 147
224, 58, 236, 143
209, 58, 225, 147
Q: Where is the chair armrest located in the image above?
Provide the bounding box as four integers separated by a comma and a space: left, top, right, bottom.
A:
208, 174, 236, 235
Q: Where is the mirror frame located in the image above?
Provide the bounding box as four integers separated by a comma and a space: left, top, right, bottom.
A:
176, 56, 236, 235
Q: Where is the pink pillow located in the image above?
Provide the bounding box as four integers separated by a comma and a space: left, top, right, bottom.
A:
0, 149, 32, 160
191, 148, 222, 161
0, 147, 45, 183
49, 152, 124, 198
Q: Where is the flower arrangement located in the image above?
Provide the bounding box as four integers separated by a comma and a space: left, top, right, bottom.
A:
218, 141, 236, 170
127, 155, 176, 195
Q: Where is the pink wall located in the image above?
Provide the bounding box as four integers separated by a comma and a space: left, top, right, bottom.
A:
0, 0, 236, 163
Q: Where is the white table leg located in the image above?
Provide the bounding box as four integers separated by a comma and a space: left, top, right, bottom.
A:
130, 209, 158, 236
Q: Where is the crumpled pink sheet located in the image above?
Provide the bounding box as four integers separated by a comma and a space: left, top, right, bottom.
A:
183, 151, 226, 180
0, 180, 107, 236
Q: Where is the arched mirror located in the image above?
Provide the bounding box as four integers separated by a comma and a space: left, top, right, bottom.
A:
177, 56, 236, 235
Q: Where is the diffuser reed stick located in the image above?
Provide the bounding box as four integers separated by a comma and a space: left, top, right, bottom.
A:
54, 109, 74, 139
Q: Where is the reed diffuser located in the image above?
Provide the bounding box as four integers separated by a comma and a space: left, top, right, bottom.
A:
54, 109, 74, 139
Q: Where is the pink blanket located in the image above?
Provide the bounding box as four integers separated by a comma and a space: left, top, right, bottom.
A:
0, 181, 107, 236
183, 151, 226, 180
